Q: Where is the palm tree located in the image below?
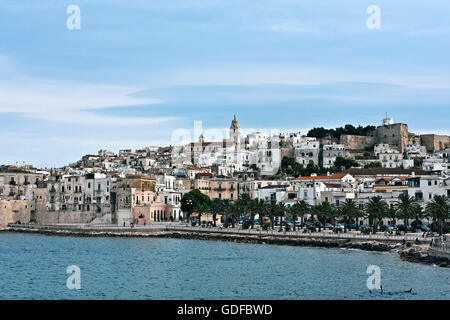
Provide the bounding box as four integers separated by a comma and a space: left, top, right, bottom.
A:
291, 200, 310, 231
269, 200, 278, 230
256, 199, 268, 227
314, 202, 334, 232
210, 198, 223, 227
341, 199, 361, 233
276, 203, 287, 231
395, 193, 420, 231
426, 195, 450, 236
222, 199, 233, 227
385, 207, 399, 227
249, 198, 259, 229
365, 196, 389, 234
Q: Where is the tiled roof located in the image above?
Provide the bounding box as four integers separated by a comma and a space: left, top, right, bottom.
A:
294, 173, 349, 181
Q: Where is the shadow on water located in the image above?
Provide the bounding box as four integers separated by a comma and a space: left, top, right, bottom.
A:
369, 288, 417, 298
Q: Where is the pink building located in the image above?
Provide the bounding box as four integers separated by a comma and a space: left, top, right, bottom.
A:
208, 178, 238, 201
132, 190, 167, 225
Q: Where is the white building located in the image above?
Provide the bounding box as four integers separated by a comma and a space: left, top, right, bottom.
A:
322, 143, 346, 168
294, 139, 320, 166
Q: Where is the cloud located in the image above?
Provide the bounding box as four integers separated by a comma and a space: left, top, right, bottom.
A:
0, 62, 174, 125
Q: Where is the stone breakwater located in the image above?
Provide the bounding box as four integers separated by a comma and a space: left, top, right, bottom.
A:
161, 231, 400, 252
398, 245, 450, 268
5, 224, 449, 267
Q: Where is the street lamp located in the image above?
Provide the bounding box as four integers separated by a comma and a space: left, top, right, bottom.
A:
186, 199, 193, 223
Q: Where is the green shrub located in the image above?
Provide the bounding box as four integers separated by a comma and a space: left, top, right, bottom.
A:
362, 228, 371, 235
333, 227, 342, 233
262, 223, 270, 231
309, 226, 316, 233
242, 220, 252, 230
285, 225, 291, 232
380, 225, 388, 232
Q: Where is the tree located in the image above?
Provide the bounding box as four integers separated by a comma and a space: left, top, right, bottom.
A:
334, 157, 359, 171
268, 200, 278, 230
290, 200, 310, 231
222, 199, 233, 227
365, 196, 389, 234
181, 189, 210, 223
209, 198, 224, 227
276, 203, 287, 231
235, 194, 253, 228
426, 195, 450, 236
255, 199, 267, 227
341, 199, 362, 233
395, 193, 420, 231
364, 162, 382, 169
313, 202, 334, 232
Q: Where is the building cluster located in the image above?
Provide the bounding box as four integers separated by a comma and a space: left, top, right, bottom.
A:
1, 116, 449, 228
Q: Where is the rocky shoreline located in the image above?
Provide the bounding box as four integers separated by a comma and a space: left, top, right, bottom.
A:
4, 226, 449, 268
398, 245, 449, 267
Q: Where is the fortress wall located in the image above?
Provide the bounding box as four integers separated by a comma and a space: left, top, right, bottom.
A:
340, 135, 375, 150
374, 124, 409, 152
421, 134, 450, 152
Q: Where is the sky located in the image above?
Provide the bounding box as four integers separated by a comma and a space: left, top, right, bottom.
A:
0, 0, 449, 168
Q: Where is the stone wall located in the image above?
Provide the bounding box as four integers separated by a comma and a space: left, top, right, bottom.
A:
374, 123, 409, 152
0, 200, 32, 228
420, 134, 450, 152
340, 134, 375, 150
33, 210, 111, 224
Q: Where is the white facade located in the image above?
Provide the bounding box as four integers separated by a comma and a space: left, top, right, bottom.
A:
322, 143, 346, 168
294, 140, 320, 166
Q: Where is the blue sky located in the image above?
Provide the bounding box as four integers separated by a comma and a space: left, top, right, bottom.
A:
1, 0, 449, 168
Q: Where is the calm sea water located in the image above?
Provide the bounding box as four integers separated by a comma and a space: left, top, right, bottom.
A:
0, 232, 449, 300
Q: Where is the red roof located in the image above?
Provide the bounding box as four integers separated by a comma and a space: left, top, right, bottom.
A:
186, 164, 201, 169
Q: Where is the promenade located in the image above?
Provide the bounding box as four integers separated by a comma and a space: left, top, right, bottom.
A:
5, 222, 432, 244
166, 224, 431, 243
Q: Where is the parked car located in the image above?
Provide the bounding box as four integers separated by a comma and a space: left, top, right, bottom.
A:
417, 224, 430, 232
284, 220, 293, 226
315, 222, 324, 228
324, 223, 333, 229
397, 224, 413, 232
304, 221, 313, 228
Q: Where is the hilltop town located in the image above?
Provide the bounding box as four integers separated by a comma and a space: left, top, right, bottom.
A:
1, 116, 449, 229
